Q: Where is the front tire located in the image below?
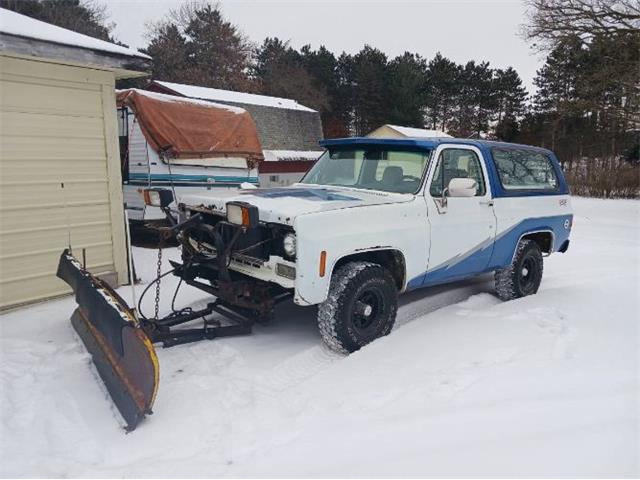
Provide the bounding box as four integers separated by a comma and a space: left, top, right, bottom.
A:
318, 261, 398, 354
495, 239, 543, 301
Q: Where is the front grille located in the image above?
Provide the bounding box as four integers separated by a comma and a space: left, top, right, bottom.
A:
183, 208, 292, 263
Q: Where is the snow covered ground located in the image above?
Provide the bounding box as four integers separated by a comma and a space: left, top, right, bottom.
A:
1, 197, 638, 477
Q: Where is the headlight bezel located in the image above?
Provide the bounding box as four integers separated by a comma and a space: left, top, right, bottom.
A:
282, 232, 297, 258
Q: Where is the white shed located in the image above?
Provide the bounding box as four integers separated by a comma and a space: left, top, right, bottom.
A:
0, 9, 149, 309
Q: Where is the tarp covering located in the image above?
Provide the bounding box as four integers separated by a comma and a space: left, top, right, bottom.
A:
117, 89, 263, 164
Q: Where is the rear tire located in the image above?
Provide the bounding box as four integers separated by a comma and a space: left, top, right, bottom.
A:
495, 239, 543, 301
318, 261, 398, 354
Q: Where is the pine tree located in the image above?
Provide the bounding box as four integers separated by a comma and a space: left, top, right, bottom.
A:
252, 38, 329, 113
350, 46, 391, 136
145, 3, 254, 90
387, 52, 428, 127
424, 53, 460, 132
493, 67, 528, 141
183, 5, 253, 90
145, 24, 191, 84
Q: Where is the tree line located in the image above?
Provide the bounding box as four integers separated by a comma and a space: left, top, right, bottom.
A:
144, 3, 530, 141
3, 0, 639, 197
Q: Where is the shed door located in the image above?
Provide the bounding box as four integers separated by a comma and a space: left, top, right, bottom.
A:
0, 56, 127, 309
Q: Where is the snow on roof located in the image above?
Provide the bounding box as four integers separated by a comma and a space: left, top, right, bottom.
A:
262, 150, 323, 162
0, 8, 150, 59
154, 81, 317, 113
121, 88, 246, 115
384, 125, 452, 138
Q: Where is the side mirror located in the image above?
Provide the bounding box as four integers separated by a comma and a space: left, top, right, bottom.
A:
142, 188, 174, 208
447, 178, 477, 197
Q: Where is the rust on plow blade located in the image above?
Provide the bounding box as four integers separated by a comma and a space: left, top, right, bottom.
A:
57, 249, 159, 431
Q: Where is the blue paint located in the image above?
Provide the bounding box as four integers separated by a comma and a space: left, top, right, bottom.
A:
405, 214, 573, 291
248, 188, 359, 202
129, 173, 259, 184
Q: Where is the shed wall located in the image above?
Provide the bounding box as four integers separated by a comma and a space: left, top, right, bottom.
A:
0, 55, 127, 309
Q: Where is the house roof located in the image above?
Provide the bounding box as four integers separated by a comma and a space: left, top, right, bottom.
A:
152, 80, 317, 113
0, 8, 149, 59
367, 124, 452, 139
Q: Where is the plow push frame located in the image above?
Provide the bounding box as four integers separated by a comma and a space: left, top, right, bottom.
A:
58, 192, 292, 431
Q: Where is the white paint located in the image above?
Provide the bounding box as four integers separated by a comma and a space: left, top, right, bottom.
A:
182, 187, 414, 225
0, 8, 149, 58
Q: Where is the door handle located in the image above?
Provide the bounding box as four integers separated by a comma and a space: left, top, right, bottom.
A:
479, 200, 494, 206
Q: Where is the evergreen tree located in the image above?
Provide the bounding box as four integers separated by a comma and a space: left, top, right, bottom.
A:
350, 46, 391, 136
451, 61, 495, 137
252, 38, 329, 113
299, 45, 349, 137
493, 67, 528, 141
183, 5, 253, 90
145, 23, 191, 84
145, 3, 254, 90
424, 53, 460, 132
387, 52, 428, 128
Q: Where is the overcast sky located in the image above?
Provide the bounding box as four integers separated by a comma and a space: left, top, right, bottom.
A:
106, 0, 542, 93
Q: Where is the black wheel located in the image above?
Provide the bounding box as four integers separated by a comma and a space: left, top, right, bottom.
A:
495, 239, 544, 301
318, 261, 398, 354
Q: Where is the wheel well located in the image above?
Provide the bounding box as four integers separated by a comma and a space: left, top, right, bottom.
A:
333, 249, 406, 290
521, 231, 553, 254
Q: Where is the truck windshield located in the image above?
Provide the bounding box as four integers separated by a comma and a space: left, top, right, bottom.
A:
301, 148, 431, 194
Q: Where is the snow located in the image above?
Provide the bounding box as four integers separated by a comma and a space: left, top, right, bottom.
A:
262, 150, 323, 162
386, 125, 453, 138
120, 88, 247, 115
1, 197, 638, 477
0, 8, 149, 59
154, 81, 318, 113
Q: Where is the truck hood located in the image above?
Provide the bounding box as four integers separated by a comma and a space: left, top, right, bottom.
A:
181, 186, 414, 226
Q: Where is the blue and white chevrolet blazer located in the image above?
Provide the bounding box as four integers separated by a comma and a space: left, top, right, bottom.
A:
179, 137, 573, 354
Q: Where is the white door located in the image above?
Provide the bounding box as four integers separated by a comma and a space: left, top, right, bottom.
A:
422, 145, 496, 285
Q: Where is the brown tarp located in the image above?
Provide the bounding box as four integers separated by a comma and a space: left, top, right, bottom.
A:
117, 89, 263, 165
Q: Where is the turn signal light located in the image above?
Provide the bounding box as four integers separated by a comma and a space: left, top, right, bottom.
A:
319, 250, 327, 277
142, 188, 174, 208
226, 201, 259, 228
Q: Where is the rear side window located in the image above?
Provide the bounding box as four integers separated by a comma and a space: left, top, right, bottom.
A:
492, 148, 559, 190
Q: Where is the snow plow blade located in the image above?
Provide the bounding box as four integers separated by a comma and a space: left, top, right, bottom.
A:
57, 249, 159, 431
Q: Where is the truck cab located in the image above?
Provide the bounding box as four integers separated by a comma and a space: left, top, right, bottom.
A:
169, 137, 572, 353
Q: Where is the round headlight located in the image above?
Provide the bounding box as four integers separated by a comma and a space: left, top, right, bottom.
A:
283, 233, 296, 257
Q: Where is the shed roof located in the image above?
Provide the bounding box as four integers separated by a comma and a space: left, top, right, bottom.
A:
0, 8, 149, 59
152, 80, 317, 113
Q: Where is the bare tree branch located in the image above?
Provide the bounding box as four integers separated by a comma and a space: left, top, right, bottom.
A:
522, 0, 640, 48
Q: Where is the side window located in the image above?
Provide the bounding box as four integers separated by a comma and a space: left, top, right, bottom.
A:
429, 148, 486, 197
492, 148, 559, 190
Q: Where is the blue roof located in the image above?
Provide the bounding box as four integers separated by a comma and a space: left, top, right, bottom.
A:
319, 137, 554, 155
